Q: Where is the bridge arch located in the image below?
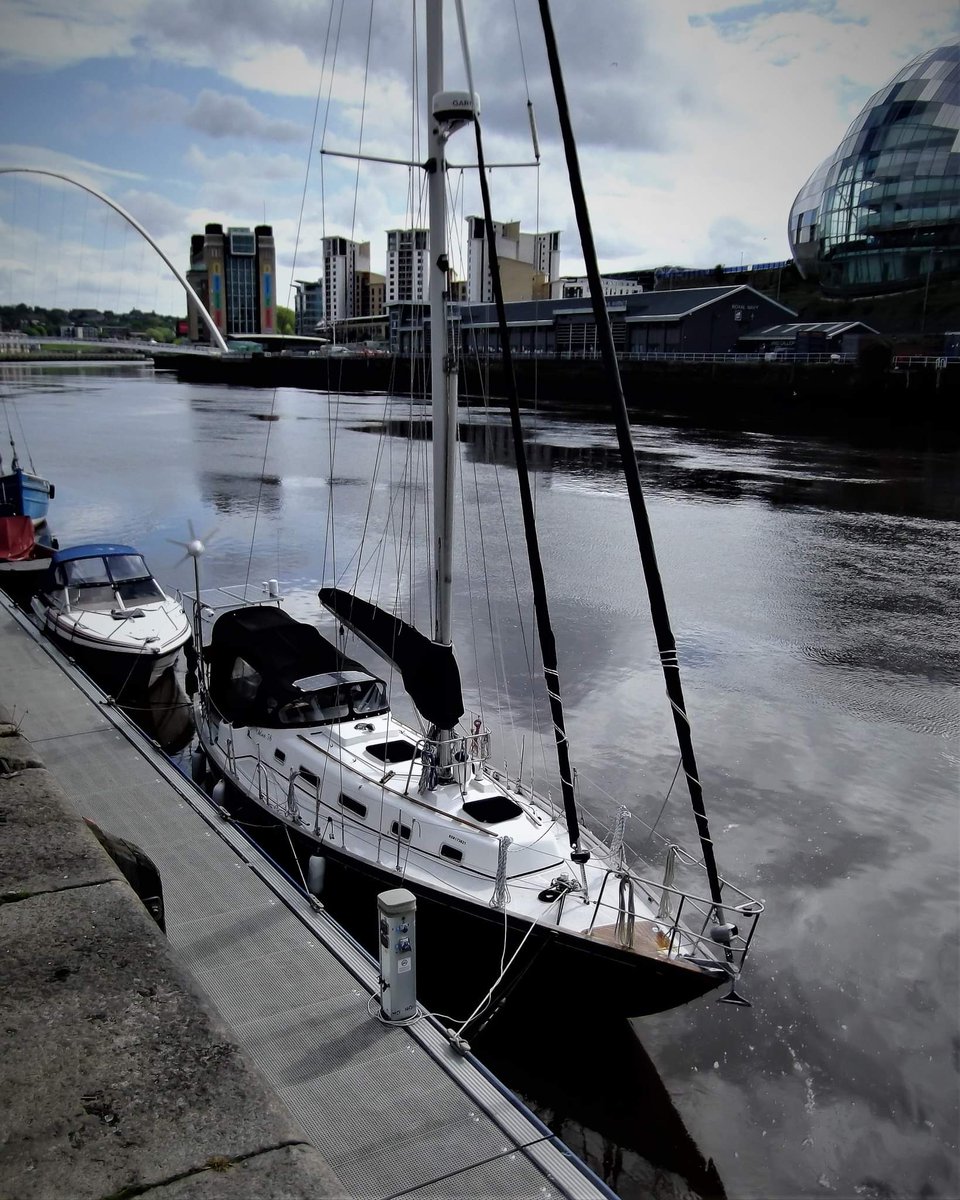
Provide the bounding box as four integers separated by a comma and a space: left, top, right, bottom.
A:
0, 167, 229, 352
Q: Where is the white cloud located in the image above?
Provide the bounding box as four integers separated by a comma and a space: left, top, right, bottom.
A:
183, 144, 309, 185
185, 90, 305, 142
0, 0, 147, 69
117, 189, 190, 239
0, 144, 146, 188
217, 46, 327, 100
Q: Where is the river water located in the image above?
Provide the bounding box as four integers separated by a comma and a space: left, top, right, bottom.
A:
3, 363, 957, 1200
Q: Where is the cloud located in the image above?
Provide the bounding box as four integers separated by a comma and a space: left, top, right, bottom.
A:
183, 143, 309, 184
2, 0, 959, 312
0, 144, 146, 189
0, 0, 147, 70
140, 0, 412, 97
117, 189, 190, 238
185, 89, 305, 142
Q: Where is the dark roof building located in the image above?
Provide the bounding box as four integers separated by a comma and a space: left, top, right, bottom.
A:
739, 320, 879, 352
389, 286, 797, 357
788, 39, 960, 297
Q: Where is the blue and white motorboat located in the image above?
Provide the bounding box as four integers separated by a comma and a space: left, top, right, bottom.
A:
31, 544, 192, 695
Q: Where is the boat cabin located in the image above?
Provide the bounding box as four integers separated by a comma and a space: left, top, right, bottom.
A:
39, 545, 166, 612
206, 605, 389, 729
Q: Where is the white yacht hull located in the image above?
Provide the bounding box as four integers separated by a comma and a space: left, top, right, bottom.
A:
194, 698, 731, 1018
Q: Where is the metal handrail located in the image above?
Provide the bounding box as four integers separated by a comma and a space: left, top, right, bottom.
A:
585, 861, 763, 970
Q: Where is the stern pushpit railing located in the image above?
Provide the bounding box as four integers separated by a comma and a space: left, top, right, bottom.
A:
585, 849, 764, 1000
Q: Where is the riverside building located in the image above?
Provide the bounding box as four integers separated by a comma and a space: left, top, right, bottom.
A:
465, 217, 560, 303
788, 39, 960, 296
186, 224, 276, 342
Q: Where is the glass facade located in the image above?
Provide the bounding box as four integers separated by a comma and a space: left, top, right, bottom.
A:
788, 40, 960, 296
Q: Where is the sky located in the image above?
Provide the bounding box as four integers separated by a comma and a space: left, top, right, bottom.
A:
1, 0, 958, 317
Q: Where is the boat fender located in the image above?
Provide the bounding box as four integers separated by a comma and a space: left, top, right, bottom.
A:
211, 778, 226, 806
190, 745, 207, 784
307, 854, 326, 898
183, 638, 199, 697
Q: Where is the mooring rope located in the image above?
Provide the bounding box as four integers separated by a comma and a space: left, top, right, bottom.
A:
490, 835, 512, 909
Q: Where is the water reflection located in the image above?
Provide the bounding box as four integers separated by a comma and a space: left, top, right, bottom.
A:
363, 414, 960, 520
201, 470, 282, 514
118, 667, 195, 754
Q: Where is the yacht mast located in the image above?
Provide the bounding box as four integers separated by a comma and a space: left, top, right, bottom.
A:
427, 0, 459, 770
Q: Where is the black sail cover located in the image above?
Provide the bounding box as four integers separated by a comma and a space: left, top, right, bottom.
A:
318, 588, 464, 730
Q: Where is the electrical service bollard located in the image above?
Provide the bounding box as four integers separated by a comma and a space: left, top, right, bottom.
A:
377, 888, 418, 1022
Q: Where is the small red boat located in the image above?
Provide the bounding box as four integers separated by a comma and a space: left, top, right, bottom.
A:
0, 515, 44, 562
0, 515, 56, 601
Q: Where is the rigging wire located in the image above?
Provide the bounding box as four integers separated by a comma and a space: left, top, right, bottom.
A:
349, 0, 377, 244
472, 115, 581, 852
284, 0, 335, 309
537, 0, 725, 910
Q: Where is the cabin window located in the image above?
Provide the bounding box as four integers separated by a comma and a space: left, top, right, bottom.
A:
366, 740, 419, 764
440, 844, 463, 863
299, 767, 320, 788
391, 821, 411, 840
340, 794, 367, 819
462, 795, 523, 824
275, 672, 389, 728
230, 657, 262, 703
350, 679, 388, 715
274, 749, 286, 764
279, 686, 350, 726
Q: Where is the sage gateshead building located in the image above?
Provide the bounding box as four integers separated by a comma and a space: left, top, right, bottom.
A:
788, 39, 960, 296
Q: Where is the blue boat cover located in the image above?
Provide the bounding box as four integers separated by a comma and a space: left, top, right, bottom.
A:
52, 544, 140, 563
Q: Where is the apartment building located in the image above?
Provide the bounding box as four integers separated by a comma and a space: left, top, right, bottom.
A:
465, 218, 560, 303
554, 275, 643, 300
386, 229, 429, 304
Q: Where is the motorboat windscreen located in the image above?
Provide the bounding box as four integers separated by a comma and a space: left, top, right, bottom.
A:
49, 550, 165, 610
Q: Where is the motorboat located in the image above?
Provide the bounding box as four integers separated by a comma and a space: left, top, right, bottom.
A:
31, 543, 191, 696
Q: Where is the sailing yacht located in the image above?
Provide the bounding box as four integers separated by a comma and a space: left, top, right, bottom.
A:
190, 0, 762, 1019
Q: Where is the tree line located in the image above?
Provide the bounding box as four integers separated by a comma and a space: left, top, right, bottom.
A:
0, 304, 178, 342
1, 303, 297, 342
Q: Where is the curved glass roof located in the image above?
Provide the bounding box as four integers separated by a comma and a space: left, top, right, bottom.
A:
788, 40, 960, 296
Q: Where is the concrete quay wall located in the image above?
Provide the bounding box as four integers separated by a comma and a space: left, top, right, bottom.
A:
162, 352, 957, 442
0, 705, 350, 1200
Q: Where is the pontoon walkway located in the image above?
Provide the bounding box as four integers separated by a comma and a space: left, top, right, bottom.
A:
0, 592, 617, 1200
